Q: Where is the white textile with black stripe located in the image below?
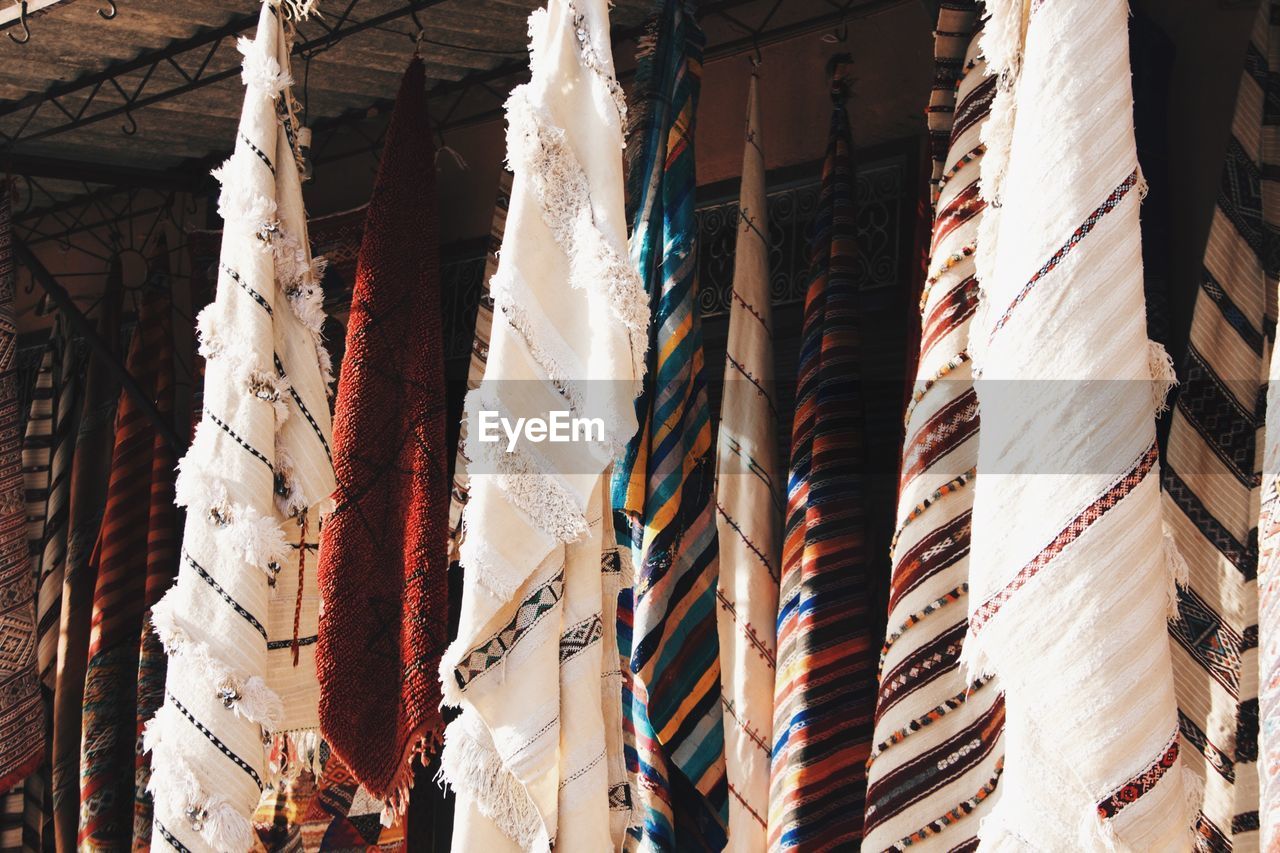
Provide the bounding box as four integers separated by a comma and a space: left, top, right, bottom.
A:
142, 2, 335, 851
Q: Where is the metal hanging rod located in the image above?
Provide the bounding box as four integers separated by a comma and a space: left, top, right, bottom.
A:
0, 0, 458, 149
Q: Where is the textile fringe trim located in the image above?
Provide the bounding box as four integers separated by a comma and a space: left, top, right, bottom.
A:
490, 267, 586, 416
150, 594, 286, 730
461, 388, 591, 548
173, 460, 291, 582
503, 85, 649, 408
266, 727, 324, 783
144, 711, 257, 852
436, 722, 543, 849
378, 728, 444, 828
237, 37, 292, 98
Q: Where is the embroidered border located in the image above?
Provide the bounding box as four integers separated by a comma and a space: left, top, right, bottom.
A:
971, 442, 1156, 634
1096, 730, 1179, 820
989, 169, 1139, 341
453, 571, 564, 689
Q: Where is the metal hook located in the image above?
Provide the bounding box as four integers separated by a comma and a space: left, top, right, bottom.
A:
98, 0, 116, 19
121, 110, 137, 135
8, 1, 30, 45
822, 14, 849, 44
409, 8, 425, 57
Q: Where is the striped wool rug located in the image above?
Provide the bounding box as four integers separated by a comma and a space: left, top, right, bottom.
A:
77, 278, 177, 849
437, 0, 645, 848
5, 312, 79, 853
714, 67, 781, 853
0, 189, 43, 798
863, 5, 1004, 850
143, 2, 337, 849
52, 258, 124, 853
1163, 2, 1274, 848
613, 1, 728, 848
962, 0, 1191, 846
768, 58, 877, 852
446, 170, 511, 560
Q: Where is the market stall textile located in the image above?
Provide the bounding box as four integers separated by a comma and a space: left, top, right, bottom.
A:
0, 187, 42, 800
78, 277, 178, 849
863, 6, 1004, 849
961, 0, 1191, 846
1163, 2, 1273, 847
134, 240, 184, 851
613, 1, 728, 848
142, 1, 337, 849
447, 172, 511, 559
767, 57, 877, 852
713, 67, 780, 853
4, 310, 79, 852
436, 0, 645, 848
52, 258, 124, 853
317, 55, 449, 818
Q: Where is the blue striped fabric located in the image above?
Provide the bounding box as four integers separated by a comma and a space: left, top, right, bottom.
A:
613, 2, 728, 849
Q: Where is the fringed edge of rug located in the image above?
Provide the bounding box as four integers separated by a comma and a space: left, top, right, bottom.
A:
375, 726, 445, 828
436, 717, 544, 848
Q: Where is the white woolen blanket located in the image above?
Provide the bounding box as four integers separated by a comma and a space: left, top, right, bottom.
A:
436, 1, 645, 849
143, 3, 335, 850
962, 0, 1193, 849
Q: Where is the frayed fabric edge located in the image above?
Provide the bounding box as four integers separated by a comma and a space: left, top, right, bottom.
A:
144, 709, 257, 853
436, 718, 545, 849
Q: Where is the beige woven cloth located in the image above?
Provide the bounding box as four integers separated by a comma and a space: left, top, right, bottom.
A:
143, 3, 336, 849
436, 0, 644, 848
1163, 2, 1276, 848
714, 69, 781, 852
961, 0, 1193, 848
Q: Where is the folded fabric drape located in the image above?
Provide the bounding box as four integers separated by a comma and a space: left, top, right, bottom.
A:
436, 0, 645, 848
317, 56, 449, 820
768, 58, 877, 852
1164, 2, 1274, 848
714, 68, 780, 853
78, 273, 178, 849
0, 186, 42, 802
53, 257, 124, 853
961, 0, 1191, 846
447, 171, 512, 560
613, 2, 728, 848
143, 2, 336, 849
863, 5, 1004, 849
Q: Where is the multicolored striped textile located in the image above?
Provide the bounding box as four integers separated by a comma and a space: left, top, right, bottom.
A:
53, 260, 124, 853
863, 8, 1004, 850
612, 2, 727, 848
134, 250, 182, 852
7, 311, 80, 853
446, 171, 511, 560
0, 188, 43, 819
713, 68, 780, 853
962, 0, 1191, 846
1164, 3, 1274, 848
767, 58, 876, 852
0, 190, 44, 797
77, 277, 177, 849
144, 3, 336, 849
